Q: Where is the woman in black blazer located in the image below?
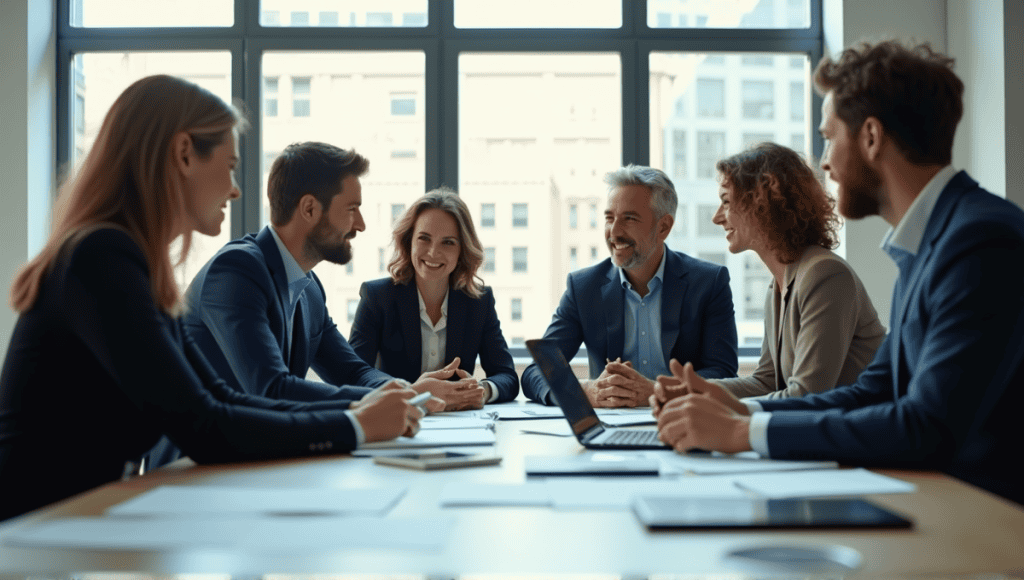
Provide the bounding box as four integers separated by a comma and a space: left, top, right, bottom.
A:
0, 75, 421, 522
350, 189, 519, 408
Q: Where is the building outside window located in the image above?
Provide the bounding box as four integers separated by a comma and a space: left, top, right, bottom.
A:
290, 11, 309, 26
696, 78, 725, 118
512, 203, 528, 227
263, 77, 278, 117
696, 131, 726, 179
480, 203, 495, 227
511, 298, 522, 321
742, 80, 774, 119
512, 247, 528, 273
589, 203, 597, 228
569, 246, 577, 271
347, 299, 358, 322
292, 76, 311, 117
319, 11, 339, 26
391, 203, 405, 225
483, 247, 496, 273
569, 204, 577, 228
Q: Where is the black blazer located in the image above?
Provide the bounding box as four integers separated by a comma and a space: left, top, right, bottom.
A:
0, 229, 360, 522
349, 278, 519, 403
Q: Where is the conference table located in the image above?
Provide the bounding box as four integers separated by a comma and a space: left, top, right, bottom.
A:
1, 413, 1023, 578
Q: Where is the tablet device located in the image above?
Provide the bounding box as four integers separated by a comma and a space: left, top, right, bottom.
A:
373, 452, 502, 471
632, 496, 913, 529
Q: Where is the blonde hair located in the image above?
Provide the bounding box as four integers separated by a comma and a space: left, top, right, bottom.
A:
10, 75, 245, 314
388, 187, 485, 298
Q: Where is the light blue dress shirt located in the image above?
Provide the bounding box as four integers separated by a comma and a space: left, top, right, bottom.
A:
268, 226, 366, 445
619, 249, 670, 380
745, 166, 957, 456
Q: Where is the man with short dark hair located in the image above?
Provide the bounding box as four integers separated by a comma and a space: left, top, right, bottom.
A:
655, 41, 1024, 506
183, 142, 472, 416
521, 164, 739, 407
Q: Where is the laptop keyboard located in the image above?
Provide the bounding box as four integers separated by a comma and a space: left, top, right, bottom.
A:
604, 429, 662, 446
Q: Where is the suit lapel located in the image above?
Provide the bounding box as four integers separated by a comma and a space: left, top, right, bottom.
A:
255, 227, 293, 361
445, 289, 466, 364
602, 267, 625, 359
398, 283, 422, 377
660, 250, 688, 364
775, 262, 799, 390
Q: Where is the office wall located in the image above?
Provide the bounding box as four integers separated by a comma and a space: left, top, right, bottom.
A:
0, 0, 55, 356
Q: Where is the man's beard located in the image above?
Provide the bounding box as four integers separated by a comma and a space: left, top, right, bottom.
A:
306, 217, 353, 266
837, 148, 883, 219
608, 234, 654, 269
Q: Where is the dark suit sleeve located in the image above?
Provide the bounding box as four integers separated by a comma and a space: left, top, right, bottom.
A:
760, 219, 1024, 468
348, 281, 383, 368
196, 250, 370, 402
67, 231, 359, 462
521, 274, 586, 405
307, 275, 391, 391
693, 265, 739, 379
477, 289, 520, 403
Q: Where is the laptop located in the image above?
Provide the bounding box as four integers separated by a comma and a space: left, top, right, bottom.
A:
526, 338, 670, 450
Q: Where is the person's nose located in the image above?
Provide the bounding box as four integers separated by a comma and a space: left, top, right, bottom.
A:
354, 209, 366, 232
712, 203, 725, 225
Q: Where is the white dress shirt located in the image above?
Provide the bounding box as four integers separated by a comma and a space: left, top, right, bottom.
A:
418, 288, 499, 403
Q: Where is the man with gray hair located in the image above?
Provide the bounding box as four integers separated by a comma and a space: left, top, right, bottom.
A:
522, 165, 739, 407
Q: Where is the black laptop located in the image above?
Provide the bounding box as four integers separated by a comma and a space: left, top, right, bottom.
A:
526, 338, 670, 450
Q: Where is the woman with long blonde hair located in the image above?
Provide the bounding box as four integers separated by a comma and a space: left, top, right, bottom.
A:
0, 75, 421, 522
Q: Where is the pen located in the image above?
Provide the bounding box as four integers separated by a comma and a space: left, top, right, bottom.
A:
408, 390, 432, 412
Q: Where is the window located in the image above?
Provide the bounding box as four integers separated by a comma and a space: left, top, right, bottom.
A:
697, 78, 725, 118
483, 247, 496, 273
569, 247, 577, 271
391, 203, 406, 225
696, 132, 726, 179
647, 0, 811, 29
366, 12, 393, 26
378, 248, 386, 273
290, 11, 309, 26
670, 129, 686, 180
319, 11, 339, 26
791, 133, 806, 154
391, 93, 416, 116
263, 77, 278, 117
590, 246, 598, 264
791, 81, 805, 121
402, 12, 428, 27
569, 204, 578, 228
262, 10, 280, 26
742, 80, 774, 120
512, 247, 528, 273
589, 203, 598, 228
292, 76, 311, 117
511, 298, 523, 321
697, 204, 719, 238
345, 260, 354, 275
743, 133, 774, 149
347, 299, 359, 323
480, 204, 495, 227
741, 55, 773, 66
512, 203, 528, 228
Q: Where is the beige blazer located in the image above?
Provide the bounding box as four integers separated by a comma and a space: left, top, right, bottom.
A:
713, 246, 886, 399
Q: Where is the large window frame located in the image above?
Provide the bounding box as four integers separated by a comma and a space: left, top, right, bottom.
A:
56, 0, 823, 358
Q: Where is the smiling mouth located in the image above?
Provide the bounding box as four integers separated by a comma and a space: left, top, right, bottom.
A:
421, 260, 444, 269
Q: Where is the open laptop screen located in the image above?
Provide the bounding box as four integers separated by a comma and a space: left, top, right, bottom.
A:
526, 339, 601, 439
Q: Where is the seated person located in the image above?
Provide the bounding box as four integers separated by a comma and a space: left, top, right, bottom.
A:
653, 40, 1024, 507
349, 188, 519, 408
0, 76, 421, 522
521, 165, 738, 407
182, 142, 466, 406
707, 142, 885, 399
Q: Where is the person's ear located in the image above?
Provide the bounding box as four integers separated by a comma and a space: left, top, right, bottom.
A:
656, 213, 674, 241
860, 117, 884, 162
296, 194, 322, 224
172, 132, 194, 175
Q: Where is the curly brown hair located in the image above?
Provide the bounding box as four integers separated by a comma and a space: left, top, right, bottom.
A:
716, 143, 840, 265
813, 40, 963, 165
387, 187, 486, 298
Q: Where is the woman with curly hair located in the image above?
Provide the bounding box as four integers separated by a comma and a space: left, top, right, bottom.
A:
349, 188, 519, 409
680, 142, 885, 401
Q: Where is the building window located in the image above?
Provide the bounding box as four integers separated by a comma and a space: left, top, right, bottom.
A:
512, 247, 528, 273
366, 12, 393, 26
697, 204, 719, 238
347, 299, 359, 323
262, 10, 280, 25
391, 203, 406, 225
696, 131, 726, 179
378, 247, 386, 273
790, 81, 805, 121
292, 76, 311, 117
512, 203, 528, 227
511, 298, 522, 321
589, 203, 597, 228
346, 260, 354, 275
483, 247, 496, 272
671, 129, 686, 180
697, 78, 725, 118
741, 54, 773, 66
263, 77, 278, 117
480, 203, 495, 227
743, 133, 774, 149
590, 246, 598, 264
402, 12, 428, 27
391, 93, 416, 116
791, 133, 806, 155
569, 246, 578, 271
290, 11, 309, 26
742, 80, 774, 120
569, 204, 578, 229
319, 11, 339, 26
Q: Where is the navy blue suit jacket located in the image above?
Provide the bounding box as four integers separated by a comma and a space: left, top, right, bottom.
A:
759, 172, 1024, 505
349, 278, 520, 403
183, 227, 390, 402
522, 247, 739, 405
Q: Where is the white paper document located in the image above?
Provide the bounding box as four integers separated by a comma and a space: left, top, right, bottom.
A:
438, 482, 552, 507
732, 468, 917, 498
359, 428, 496, 449
419, 416, 495, 430
106, 485, 406, 517
492, 404, 565, 420
5, 516, 453, 551
545, 476, 747, 508
649, 450, 838, 475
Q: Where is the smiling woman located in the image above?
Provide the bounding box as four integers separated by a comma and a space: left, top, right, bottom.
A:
349, 188, 521, 407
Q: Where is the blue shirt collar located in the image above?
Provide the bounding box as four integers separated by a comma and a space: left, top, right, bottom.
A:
618, 246, 667, 291
881, 165, 957, 260
268, 226, 312, 303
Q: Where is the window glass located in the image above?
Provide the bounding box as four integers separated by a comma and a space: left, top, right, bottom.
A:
650, 50, 813, 348
71, 51, 233, 292
261, 51, 425, 320
697, 79, 725, 118
480, 203, 495, 227
260, 0, 428, 27
483, 247, 496, 272
460, 52, 620, 343
455, 0, 621, 28
511, 298, 523, 321
569, 204, 578, 229
73, 0, 232, 27
648, 0, 810, 29
264, 77, 279, 117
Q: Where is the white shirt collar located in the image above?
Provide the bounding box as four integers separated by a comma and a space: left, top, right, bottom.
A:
882, 165, 958, 256
268, 226, 310, 286
417, 287, 449, 330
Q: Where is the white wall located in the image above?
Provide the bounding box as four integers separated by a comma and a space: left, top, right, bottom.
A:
0, 0, 55, 355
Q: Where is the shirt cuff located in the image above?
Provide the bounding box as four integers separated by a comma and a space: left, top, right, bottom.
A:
748, 411, 771, 457
482, 379, 499, 403
743, 399, 764, 413
344, 410, 365, 447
